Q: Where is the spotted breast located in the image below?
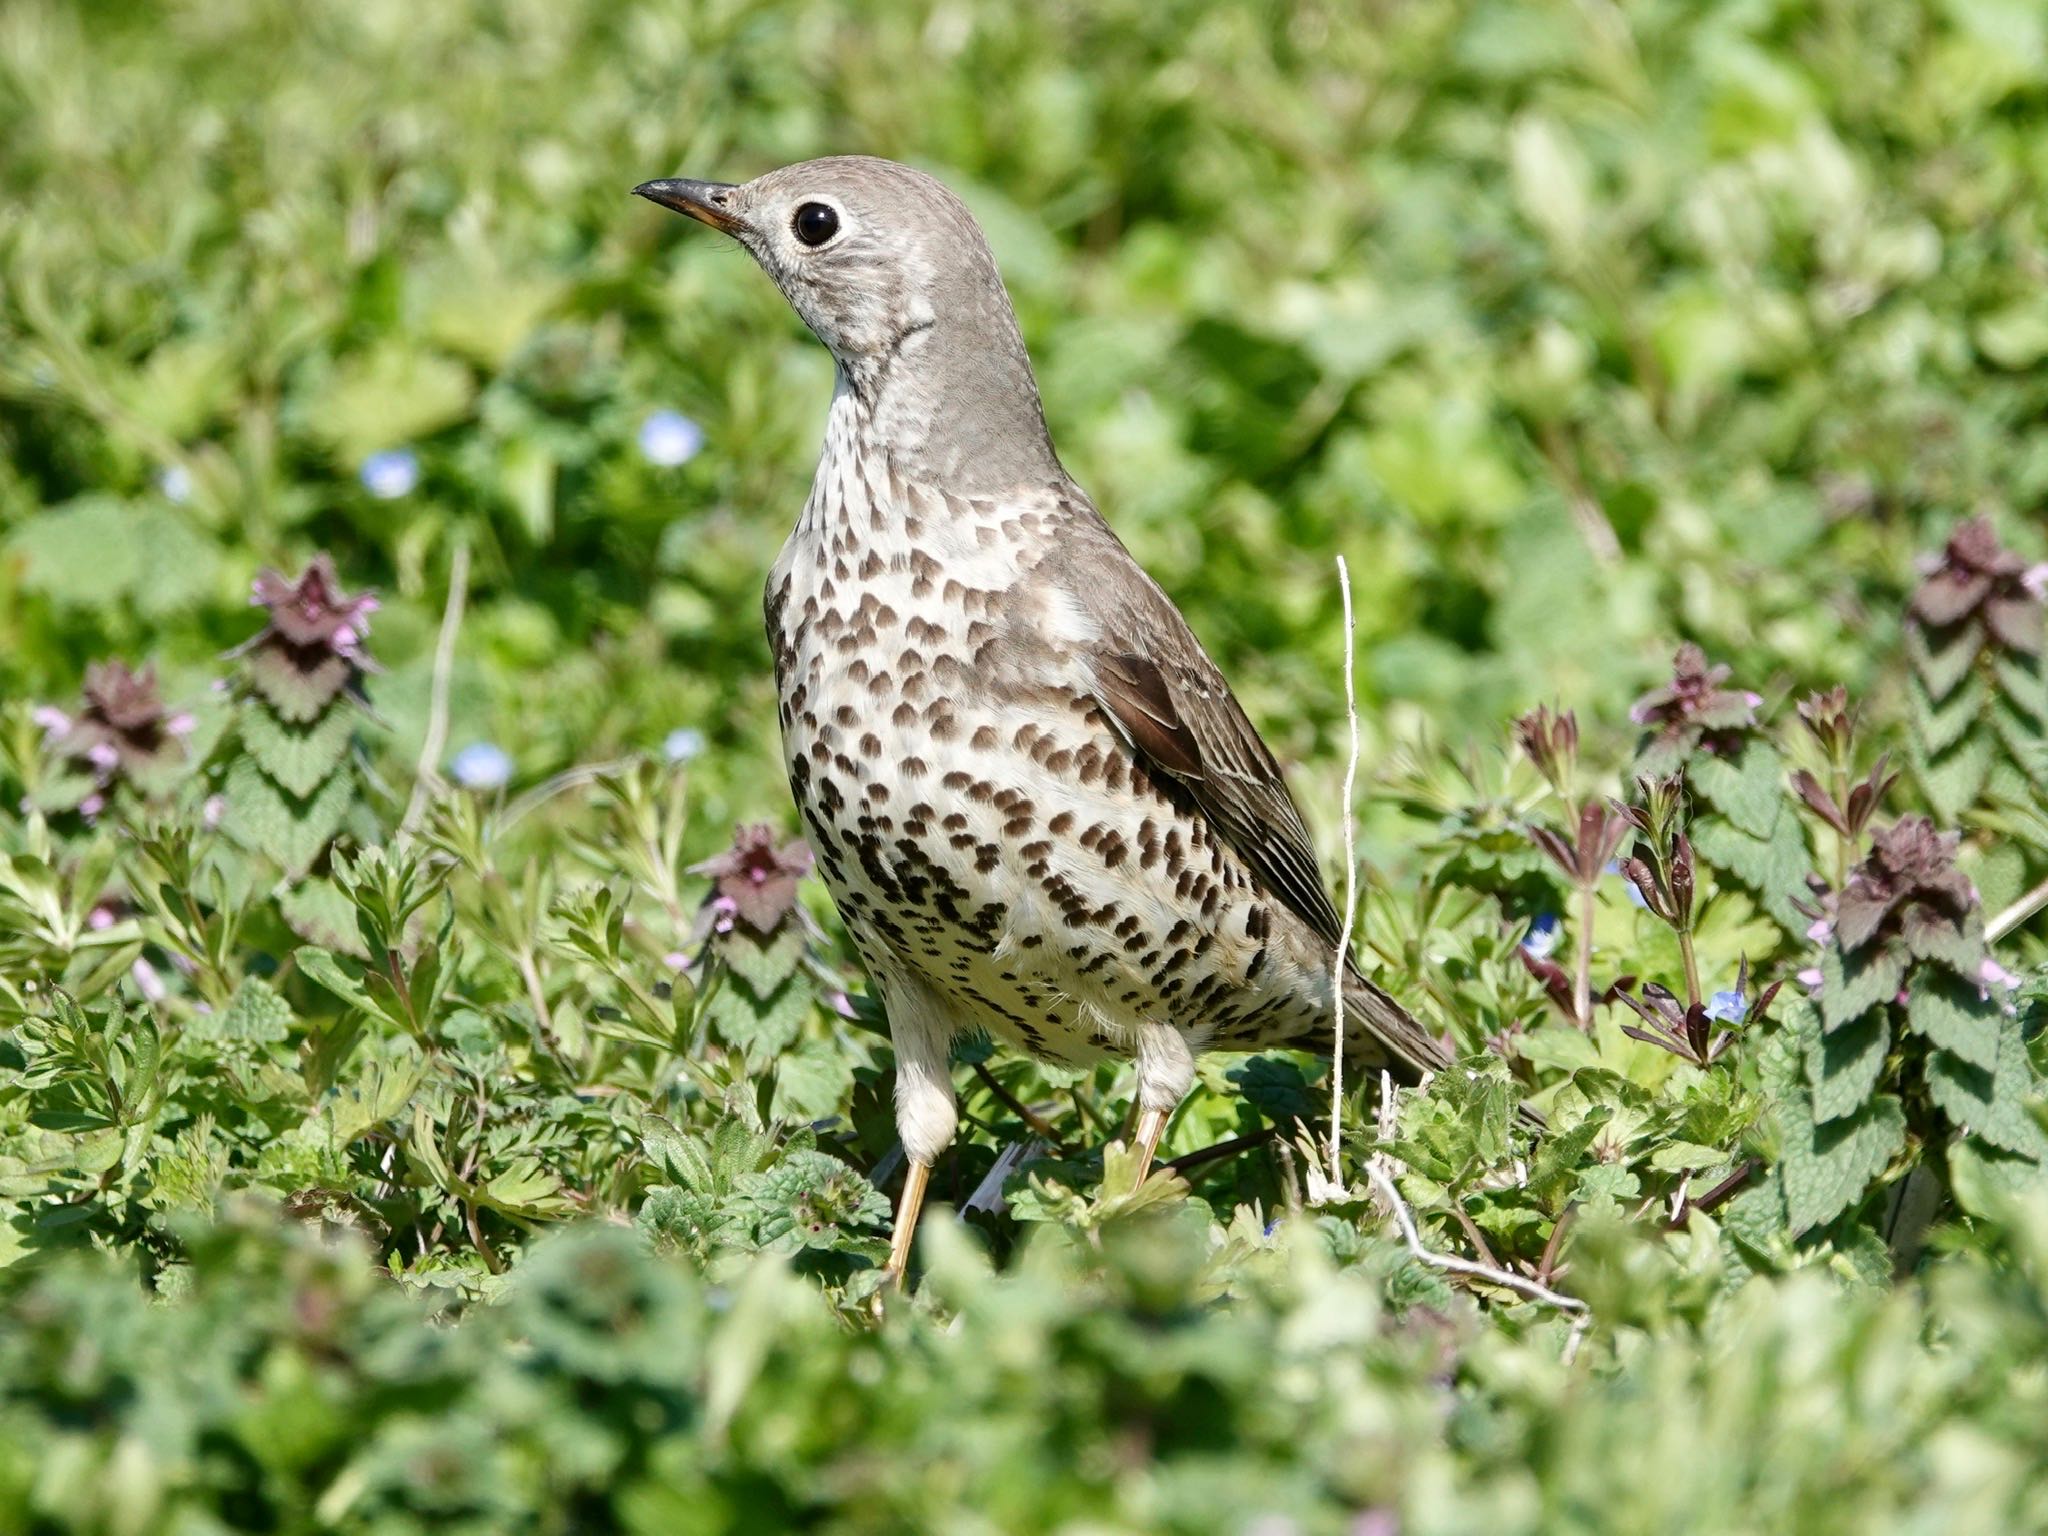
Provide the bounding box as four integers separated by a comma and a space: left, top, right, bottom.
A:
766, 381, 1360, 1109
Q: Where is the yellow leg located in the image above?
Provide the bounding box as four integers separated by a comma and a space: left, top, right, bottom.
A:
1131, 1106, 1171, 1183
882, 1159, 932, 1289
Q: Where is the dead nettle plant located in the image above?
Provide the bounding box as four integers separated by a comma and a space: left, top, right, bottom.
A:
218, 555, 384, 952
1902, 516, 2048, 941
1733, 816, 2048, 1256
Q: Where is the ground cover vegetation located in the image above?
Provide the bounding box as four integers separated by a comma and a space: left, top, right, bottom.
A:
3, 0, 2048, 1529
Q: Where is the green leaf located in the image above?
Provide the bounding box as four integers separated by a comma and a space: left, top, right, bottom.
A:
238, 704, 358, 799
1690, 739, 1785, 839
1807, 1013, 1889, 1123
718, 926, 807, 998
771, 1039, 855, 1123
1929, 1014, 2048, 1159
1909, 668, 1986, 756
7, 497, 218, 617
219, 757, 354, 878
194, 976, 294, 1044
1915, 731, 1994, 820
1820, 942, 1907, 1032
1691, 812, 1810, 936
1906, 624, 1983, 703
480, 1157, 570, 1216
1781, 1095, 1906, 1236
295, 945, 374, 1014
1906, 972, 2000, 1073
705, 976, 809, 1060
298, 341, 475, 462
1226, 1054, 1323, 1125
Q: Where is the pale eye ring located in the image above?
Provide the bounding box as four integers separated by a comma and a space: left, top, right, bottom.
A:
793, 202, 840, 247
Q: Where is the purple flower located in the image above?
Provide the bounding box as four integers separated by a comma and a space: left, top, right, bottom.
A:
638, 409, 704, 467
663, 726, 706, 764
359, 448, 419, 500
449, 741, 513, 790
690, 825, 814, 934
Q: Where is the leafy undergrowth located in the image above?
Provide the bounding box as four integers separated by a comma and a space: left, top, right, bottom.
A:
2, 516, 2046, 1532
6, 0, 2048, 1528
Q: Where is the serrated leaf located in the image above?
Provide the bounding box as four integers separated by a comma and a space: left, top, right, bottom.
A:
1807, 1013, 1888, 1123
239, 704, 358, 798
244, 649, 357, 724
706, 977, 809, 1060
1906, 623, 1983, 703
1899, 904, 1984, 978
1992, 653, 2047, 726
745, 1148, 888, 1252
772, 1039, 855, 1122
1527, 1106, 1610, 1212
1690, 739, 1784, 839
1909, 669, 1986, 756
1990, 697, 2048, 785
1691, 813, 1810, 936
1820, 942, 1907, 1032
220, 757, 354, 877
1781, 1095, 1906, 1235
279, 877, 368, 957
1227, 1054, 1323, 1124
1914, 731, 1994, 820
1930, 1014, 2048, 1159
717, 926, 807, 997
1949, 1138, 2047, 1217
1906, 972, 2000, 1072
194, 975, 294, 1044
643, 1117, 715, 1190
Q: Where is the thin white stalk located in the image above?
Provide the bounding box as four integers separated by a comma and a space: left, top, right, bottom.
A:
1356, 1156, 1588, 1315
1329, 555, 1360, 1186
401, 534, 471, 836
1988, 875, 2048, 944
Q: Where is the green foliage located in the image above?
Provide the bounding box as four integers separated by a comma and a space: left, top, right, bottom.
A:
3, 0, 2048, 1527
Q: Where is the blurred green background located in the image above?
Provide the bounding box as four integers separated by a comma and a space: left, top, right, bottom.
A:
7, 0, 2044, 861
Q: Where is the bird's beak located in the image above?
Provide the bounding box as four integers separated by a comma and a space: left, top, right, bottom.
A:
633, 177, 744, 234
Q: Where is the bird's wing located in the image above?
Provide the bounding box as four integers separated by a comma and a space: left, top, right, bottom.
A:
1042, 508, 1348, 954
1042, 512, 1456, 1085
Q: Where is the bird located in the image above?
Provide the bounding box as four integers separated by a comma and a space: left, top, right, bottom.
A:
635, 156, 1455, 1284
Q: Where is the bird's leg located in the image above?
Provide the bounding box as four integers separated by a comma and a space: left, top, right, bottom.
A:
882, 1159, 932, 1288
1127, 1021, 1196, 1185
1130, 1107, 1171, 1183
877, 977, 957, 1291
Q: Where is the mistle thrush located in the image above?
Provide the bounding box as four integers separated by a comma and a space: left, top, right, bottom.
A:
636, 157, 1453, 1281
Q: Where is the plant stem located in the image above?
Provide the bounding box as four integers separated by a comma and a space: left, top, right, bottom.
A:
1988, 875, 2048, 944
1676, 926, 1703, 1009
1574, 877, 1595, 1028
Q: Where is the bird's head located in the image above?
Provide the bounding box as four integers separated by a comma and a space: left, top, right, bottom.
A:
635, 155, 1058, 491
635, 156, 1006, 369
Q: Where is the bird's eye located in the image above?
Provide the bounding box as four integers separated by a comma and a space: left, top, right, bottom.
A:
793, 202, 840, 247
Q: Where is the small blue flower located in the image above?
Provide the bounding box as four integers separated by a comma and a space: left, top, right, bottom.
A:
359, 448, 419, 500
158, 464, 193, 504
1704, 989, 1746, 1023
663, 726, 706, 764
638, 409, 704, 467
1521, 912, 1561, 960
449, 741, 512, 790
